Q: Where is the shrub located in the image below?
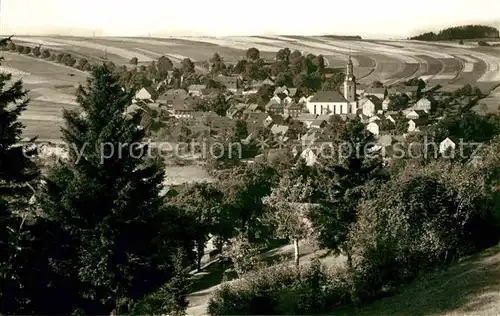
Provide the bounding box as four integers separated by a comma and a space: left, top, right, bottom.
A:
41, 49, 51, 59
208, 261, 351, 315
67, 57, 77, 67
55, 53, 64, 63
7, 42, 16, 51
78, 58, 88, 69
478, 41, 491, 46
23, 46, 32, 54
32, 46, 41, 57
82, 62, 92, 71
223, 235, 263, 278
130, 57, 138, 65
61, 53, 72, 64
16, 45, 24, 53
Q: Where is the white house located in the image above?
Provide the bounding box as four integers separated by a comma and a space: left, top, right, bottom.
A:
299, 96, 312, 104
366, 121, 380, 136
135, 87, 158, 102
360, 95, 382, 117
439, 137, 457, 154
415, 97, 432, 112
270, 95, 282, 103
405, 110, 428, 120
299, 147, 318, 166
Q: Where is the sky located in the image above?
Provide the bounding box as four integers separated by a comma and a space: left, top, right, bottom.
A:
1, 0, 499, 38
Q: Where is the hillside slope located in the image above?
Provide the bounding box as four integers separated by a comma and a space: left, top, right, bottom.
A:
336, 244, 500, 315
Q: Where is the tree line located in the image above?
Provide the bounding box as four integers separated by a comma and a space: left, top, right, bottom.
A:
410, 25, 499, 41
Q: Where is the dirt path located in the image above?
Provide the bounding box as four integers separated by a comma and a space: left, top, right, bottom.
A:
186, 240, 346, 316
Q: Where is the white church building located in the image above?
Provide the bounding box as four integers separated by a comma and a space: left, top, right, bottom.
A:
306, 57, 358, 115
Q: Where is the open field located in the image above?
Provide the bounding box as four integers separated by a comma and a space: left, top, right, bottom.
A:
2, 35, 500, 143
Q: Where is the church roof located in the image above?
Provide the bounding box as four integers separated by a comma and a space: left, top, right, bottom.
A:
309, 91, 347, 103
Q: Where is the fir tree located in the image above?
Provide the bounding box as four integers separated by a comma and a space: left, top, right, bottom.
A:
41, 64, 168, 314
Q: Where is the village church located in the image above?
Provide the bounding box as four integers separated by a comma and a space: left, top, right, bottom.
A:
306, 57, 358, 115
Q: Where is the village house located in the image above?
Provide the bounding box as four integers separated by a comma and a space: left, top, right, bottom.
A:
187, 84, 207, 96
255, 78, 275, 87
368, 114, 383, 123
385, 111, 404, 124
388, 85, 419, 99
297, 113, 318, 128
283, 96, 293, 105
284, 102, 301, 118
299, 96, 313, 104
226, 103, 248, 119
172, 101, 195, 118
274, 85, 289, 96
405, 109, 428, 120
270, 95, 281, 103
415, 97, 433, 112
311, 118, 327, 129
135, 86, 158, 102
407, 118, 428, 133
439, 137, 457, 154
215, 75, 242, 92
159, 89, 188, 105
266, 99, 284, 116
270, 124, 290, 141
242, 87, 259, 95
364, 86, 386, 99
243, 104, 261, 114
246, 112, 274, 128
360, 95, 383, 117
366, 121, 380, 136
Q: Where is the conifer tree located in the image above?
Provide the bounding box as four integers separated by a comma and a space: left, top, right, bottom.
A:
0, 36, 45, 314
41, 64, 168, 314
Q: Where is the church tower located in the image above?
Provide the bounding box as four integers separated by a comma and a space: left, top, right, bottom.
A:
343, 56, 356, 102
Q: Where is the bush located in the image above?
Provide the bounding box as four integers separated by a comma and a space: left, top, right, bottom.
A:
22, 46, 32, 54
347, 160, 500, 301
61, 53, 72, 64
478, 41, 491, 46
82, 62, 92, 71
32, 46, 41, 57
16, 45, 24, 53
56, 53, 64, 63
78, 58, 88, 69
130, 57, 138, 65
41, 49, 51, 59
208, 261, 351, 315
7, 42, 16, 51
67, 57, 77, 67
